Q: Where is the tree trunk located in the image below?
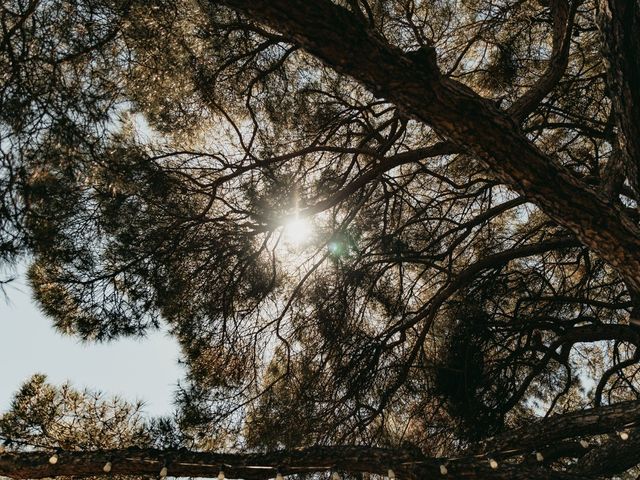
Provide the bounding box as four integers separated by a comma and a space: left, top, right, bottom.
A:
598, 0, 640, 199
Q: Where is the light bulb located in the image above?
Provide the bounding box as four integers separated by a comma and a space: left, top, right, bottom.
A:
103, 462, 112, 473
49, 454, 59, 465
332, 472, 341, 480
535, 452, 544, 462
160, 466, 168, 477
218, 471, 225, 480
579, 439, 589, 448
387, 470, 395, 479
619, 431, 629, 441
439, 464, 448, 475
489, 458, 498, 469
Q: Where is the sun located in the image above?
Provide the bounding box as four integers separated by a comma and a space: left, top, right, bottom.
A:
283, 215, 314, 247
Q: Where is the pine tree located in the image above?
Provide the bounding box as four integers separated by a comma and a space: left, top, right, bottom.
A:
1, 0, 640, 478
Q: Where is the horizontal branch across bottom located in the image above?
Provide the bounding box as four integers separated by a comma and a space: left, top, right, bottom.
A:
2, 400, 640, 479
0, 445, 585, 480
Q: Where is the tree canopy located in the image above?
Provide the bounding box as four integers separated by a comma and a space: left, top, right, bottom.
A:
1, 0, 640, 478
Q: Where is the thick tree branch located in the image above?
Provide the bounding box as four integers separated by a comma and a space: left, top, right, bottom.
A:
574, 429, 640, 476
478, 399, 640, 455
598, 0, 640, 198
0, 445, 590, 480
210, 0, 640, 295
5, 396, 640, 480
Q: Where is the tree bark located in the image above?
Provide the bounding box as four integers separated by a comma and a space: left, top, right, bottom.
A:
598, 0, 640, 199
478, 399, 640, 455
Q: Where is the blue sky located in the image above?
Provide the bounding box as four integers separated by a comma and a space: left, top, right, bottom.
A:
0, 266, 183, 417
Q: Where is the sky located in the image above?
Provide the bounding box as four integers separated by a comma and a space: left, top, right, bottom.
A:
0, 266, 184, 418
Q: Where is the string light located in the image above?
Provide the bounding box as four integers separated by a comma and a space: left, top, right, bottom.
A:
35, 440, 633, 480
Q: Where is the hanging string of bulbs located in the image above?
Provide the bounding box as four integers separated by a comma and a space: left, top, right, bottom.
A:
399, 424, 636, 477
16, 424, 635, 479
